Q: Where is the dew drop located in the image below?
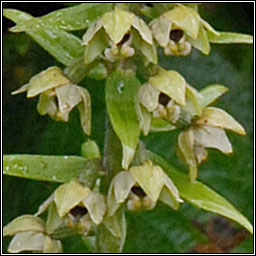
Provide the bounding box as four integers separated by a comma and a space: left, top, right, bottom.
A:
63, 156, 68, 159
117, 81, 124, 94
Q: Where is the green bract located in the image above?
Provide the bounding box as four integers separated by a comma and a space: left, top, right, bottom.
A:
12, 66, 91, 135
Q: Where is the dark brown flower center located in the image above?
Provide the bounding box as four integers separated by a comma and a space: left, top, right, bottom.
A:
117, 33, 131, 47
170, 29, 184, 42
158, 93, 171, 106
70, 206, 88, 218
131, 186, 147, 198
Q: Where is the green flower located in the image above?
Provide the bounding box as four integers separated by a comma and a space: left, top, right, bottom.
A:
107, 160, 183, 216
3, 215, 62, 253
150, 4, 219, 56
12, 66, 91, 135
82, 7, 157, 64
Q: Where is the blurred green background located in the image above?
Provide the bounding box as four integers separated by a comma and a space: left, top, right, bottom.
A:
2, 3, 253, 253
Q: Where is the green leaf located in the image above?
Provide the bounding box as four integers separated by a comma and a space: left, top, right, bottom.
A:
6, 4, 112, 32
54, 180, 90, 217
97, 207, 126, 253
105, 69, 141, 169
199, 84, 229, 108
149, 68, 186, 106
3, 215, 45, 237
148, 151, 253, 234
196, 107, 246, 135
3, 155, 99, 184
150, 118, 177, 132
207, 31, 253, 44
81, 140, 101, 160
8, 231, 45, 253
3, 9, 84, 66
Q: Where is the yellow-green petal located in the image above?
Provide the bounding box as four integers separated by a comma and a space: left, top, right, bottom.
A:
164, 5, 200, 39
8, 231, 45, 253
83, 191, 106, 225
81, 139, 101, 160
150, 15, 172, 47
194, 126, 232, 154
35, 194, 54, 216
3, 215, 45, 237
196, 107, 246, 135
129, 161, 164, 202
27, 67, 70, 98
200, 18, 220, 36
102, 9, 133, 44
149, 68, 186, 106
11, 83, 30, 95
103, 213, 122, 238
46, 203, 64, 234
82, 20, 103, 45
37, 94, 57, 117
54, 180, 90, 217
43, 236, 62, 253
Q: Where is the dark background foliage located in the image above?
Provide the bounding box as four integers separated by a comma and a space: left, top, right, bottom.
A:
2, 3, 253, 253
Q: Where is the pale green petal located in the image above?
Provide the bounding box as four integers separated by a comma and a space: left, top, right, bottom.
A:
194, 126, 232, 154
132, 14, 153, 44
3, 215, 45, 237
46, 203, 64, 234
178, 130, 197, 182
11, 83, 29, 95
82, 20, 103, 45
113, 171, 135, 203
200, 18, 220, 36
194, 145, 208, 164
103, 214, 122, 238
199, 84, 229, 108
77, 86, 91, 135
107, 178, 121, 217
83, 191, 106, 225
8, 231, 45, 253
81, 139, 101, 159
150, 118, 177, 132
138, 83, 159, 112
159, 187, 179, 210
43, 236, 62, 253
54, 180, 91, 217
196, 107, 246, 135
207, 31, 253, 44
150, 15, 172, 47
149, 68, 186, 106
55, 84, 82, 113
164, 5, 200, 39
188, 24, 210, 55
102, 9, 133, 44
164, 174, 183, 203
35, 194, 54, 216
84, 29, 109, 64
27, 67, 70, 98
129, 161, 164, 202
37, 94, 57, 117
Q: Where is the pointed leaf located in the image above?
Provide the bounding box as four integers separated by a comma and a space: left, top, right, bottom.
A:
54, 180, 90, 217
3, 215, 45, 237
150, 15, 172, 47
207, 31, 253, 44
3, 155, 98, 184
35, 194, 54, 216
103, 214, 122, 238
81, 140, 101, 160
132, 15, 153, 44
149, 69, 186, 106
188, 25, 210, 55
196, 107, 246, 135
77, 87, 91, 135
129, 162, 164, 202
83, 191, 106, 225
97, 207, 126, 253
200, 18, 220, 36
82, 20, 103, 45
26, 67, 70, 98
11, 83, 29, 95
106, 69, 141, 169
113, 171, 135, 203
8, 231, 45, 253
199, 84, 229, 107
43, 236, 62, 253
102, 9, 133, 44
164, 6, 200, 39
148, 151, 253, 234
194, 126, 232, 154
150, 117, 177, 132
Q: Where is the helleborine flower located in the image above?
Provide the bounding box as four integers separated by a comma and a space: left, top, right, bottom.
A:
177, 85, 246, 182
82, 8, 157, 65
3, 215, 62, 253
150, 4, 220, 56
12, 66, 91, 135
107, 160, 183, 216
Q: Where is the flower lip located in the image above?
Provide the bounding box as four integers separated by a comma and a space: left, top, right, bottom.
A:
170, 29, 184, 42
131, 185, 147, 198
69, 206, 88, 219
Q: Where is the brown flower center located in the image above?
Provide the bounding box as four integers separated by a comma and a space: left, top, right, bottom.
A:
158, 93, 171, 106
131, 186, 147, 198
117, 33, 131, 47
70, 206, 88, 218
170, 29, 184, 42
